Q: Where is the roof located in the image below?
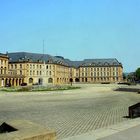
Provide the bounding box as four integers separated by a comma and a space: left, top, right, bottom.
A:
8, 52, 69, 66
0, 53, 8, 58
80, 58, 122, 67
7, 52, 122, 68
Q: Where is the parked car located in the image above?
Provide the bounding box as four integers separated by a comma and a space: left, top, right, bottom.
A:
5, 83, 11, 87
20, 83, 27, 86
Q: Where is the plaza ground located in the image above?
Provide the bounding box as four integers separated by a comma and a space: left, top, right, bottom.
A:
0, 84, 140, 139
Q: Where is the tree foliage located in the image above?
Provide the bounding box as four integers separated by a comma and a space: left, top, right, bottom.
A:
136, 68, 140, 80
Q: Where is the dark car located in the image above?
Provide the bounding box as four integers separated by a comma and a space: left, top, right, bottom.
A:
5, 83, 11, 87
20, 83, 27, 86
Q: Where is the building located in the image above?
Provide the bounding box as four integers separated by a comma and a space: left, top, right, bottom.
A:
66, 58, 123, 83
0, 53, 24, 87
8, 52, 70, 86
0, 52, 123, 87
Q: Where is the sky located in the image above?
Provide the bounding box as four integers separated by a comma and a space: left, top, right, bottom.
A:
0, 0, 140, 72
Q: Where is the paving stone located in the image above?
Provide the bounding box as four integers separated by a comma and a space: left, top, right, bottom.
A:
0, 84, 140, 139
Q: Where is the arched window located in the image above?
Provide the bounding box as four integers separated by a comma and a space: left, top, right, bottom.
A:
48, 78, 53, 83
38, 78, 43, 85
29, 78, 33, 83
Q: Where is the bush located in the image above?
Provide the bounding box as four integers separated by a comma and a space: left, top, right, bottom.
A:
17, 86, 32, 92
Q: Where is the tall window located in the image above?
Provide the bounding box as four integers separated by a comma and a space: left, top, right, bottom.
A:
20, 64, 22, 69
49, 71, 51, 75
1, 60, 3, 65
1, 67, 3, 74
4, 67, 6, 74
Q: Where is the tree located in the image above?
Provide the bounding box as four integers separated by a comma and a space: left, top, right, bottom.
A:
123, 73, 127, 80
136, 68, 140, 81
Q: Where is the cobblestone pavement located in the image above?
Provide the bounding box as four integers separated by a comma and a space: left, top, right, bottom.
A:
0, 84, 140, 139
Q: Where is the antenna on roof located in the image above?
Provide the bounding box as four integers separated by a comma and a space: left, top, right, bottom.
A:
42, 39, 45, 86
43, 40, 45, 58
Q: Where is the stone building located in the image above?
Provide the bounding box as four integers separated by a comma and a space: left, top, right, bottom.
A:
0, 53, 24, 87
0, 52, 124, 86
66, 59, 123, 83
8, 52, 70, 85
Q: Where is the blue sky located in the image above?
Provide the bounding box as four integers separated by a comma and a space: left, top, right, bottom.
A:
0, 0, 140, 72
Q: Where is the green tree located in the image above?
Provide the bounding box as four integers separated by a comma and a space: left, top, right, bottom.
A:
136, 68, 140, 80
123, 73, 127, 80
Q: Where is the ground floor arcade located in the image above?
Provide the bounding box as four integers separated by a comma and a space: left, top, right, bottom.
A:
0, 76, 24, 87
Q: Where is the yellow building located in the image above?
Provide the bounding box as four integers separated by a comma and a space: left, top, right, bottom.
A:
0, 53, 24, 87
8, 52, 70, 86
6, 52, 123, 86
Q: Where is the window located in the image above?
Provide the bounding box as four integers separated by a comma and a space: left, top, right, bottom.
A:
1, 67, 3, 74
30, 70, 32, 75
48, 78, 53, 83
29, 78, 33, 83
5, 60, 7, 65
107, 72, 109, 76
4, 67, 6, 74
46, 65, 48, 69
20, 64, 22, 69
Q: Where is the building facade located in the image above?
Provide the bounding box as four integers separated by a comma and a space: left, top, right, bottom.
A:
0, 53, 24, 87
0, 52, 123, 87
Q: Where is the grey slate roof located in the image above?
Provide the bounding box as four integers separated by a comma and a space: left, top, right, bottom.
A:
0, 53, 8, 58
8, 52, 69, 66
7, 52, 122, 68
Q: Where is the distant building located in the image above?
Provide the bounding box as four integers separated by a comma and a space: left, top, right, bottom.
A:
0, 52, 123, 87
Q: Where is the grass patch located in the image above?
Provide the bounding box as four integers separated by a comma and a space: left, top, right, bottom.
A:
0, 85, 81, 92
